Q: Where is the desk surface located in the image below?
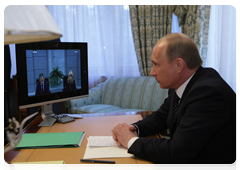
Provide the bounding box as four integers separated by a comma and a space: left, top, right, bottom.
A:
5, 111, 155, 164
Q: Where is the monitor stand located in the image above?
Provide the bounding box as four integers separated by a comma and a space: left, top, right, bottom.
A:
38, 104, 56, 127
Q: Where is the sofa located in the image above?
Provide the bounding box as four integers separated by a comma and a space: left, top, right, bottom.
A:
65, 76, 169, 114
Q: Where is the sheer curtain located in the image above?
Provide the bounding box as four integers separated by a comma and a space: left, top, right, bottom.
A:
47, 5, 140, 88
206, 5, 236, 92
10, 5, 235, 92
171, 13, 181, 33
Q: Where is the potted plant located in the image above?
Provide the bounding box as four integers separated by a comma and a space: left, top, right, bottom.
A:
49, 66, 64, 86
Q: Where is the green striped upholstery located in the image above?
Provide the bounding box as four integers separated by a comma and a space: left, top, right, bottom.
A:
66, 77, 168, 114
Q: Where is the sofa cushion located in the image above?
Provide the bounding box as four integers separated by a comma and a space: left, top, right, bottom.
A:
101, 77, 168, 111
66, 76, 168, 114
69, 104, 144, 114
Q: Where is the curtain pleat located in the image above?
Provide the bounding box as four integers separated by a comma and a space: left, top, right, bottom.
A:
130, 5, 211, 74
129, 5, 172, 76
173, 5, 211, 66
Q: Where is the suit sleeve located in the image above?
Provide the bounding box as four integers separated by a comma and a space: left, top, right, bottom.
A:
133, 90, 171, 137
128, 86, 230, 163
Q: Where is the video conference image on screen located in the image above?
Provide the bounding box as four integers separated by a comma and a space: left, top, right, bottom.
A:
26, 49, 82, 97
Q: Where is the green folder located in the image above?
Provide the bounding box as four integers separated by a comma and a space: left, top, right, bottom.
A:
14, 132, 85, 149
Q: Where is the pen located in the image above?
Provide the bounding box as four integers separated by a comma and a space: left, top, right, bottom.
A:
80, 159, 115, 164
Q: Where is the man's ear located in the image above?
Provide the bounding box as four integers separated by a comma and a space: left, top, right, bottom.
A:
175, 58, 185, 73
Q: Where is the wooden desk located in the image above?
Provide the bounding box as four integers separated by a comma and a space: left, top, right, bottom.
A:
5, 111, 156, 164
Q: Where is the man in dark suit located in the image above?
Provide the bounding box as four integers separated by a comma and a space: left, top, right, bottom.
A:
111, 33, 236, 164
35, 73, 51, 95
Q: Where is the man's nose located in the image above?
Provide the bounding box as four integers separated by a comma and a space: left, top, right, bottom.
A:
150, 68, 155, 76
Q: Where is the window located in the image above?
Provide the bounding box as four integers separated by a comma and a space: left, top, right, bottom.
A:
47, 5, 140, 88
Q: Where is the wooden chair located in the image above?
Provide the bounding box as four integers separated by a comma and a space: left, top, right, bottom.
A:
12, 74, 28, 123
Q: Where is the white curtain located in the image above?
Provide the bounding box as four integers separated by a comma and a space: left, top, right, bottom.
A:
171, 13, 181, 33
206, 5, 236, 92
47, 5, 140, 88
9, 5, 236, 92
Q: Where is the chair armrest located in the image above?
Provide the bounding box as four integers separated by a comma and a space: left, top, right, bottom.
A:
65, 82, 104, 111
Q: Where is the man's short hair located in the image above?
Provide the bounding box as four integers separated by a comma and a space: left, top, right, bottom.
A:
161, 33, 203, 70
39, 73, 44, 79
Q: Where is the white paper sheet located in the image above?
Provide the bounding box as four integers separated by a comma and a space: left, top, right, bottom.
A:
84, 136, 134, 159
87, 136, 118, 147
83, 146, 134, 159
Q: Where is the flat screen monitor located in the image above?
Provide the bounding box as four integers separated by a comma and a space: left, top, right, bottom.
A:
15, 42, 88, 126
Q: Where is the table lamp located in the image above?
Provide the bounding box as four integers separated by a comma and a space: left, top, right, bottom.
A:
4, 5, 62, 153
4, 5, 62, 45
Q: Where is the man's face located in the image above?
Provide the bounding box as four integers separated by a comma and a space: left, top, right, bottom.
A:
150, 42, 177, 89
40, 76, 44, 85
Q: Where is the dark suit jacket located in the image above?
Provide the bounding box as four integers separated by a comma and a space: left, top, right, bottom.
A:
128, 66, 236, 164
65, 79, 76, 91
35, 81, 51, 95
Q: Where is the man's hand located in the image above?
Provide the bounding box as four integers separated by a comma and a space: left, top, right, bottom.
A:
111, 123, 138, 148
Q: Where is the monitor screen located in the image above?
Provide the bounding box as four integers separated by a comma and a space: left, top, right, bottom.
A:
16, 42, 88, 109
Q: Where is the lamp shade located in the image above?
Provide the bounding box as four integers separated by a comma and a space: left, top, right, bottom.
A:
4, 5, 62, 45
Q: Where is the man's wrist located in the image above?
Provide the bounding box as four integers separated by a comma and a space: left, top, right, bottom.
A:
132, 124, 140, 136
128, 137, 139, 149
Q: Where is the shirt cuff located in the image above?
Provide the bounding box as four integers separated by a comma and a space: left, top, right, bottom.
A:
128, 137, 139, 149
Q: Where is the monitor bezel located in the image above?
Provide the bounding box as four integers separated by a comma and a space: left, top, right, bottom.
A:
16, 42, 89, 109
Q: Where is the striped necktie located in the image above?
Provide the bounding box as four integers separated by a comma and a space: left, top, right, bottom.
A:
173, 91, 180, 121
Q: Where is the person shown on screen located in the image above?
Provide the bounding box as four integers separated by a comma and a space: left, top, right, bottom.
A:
111, 33, 236, 164
66, 70, 76, 90
35, 73, 51, 95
